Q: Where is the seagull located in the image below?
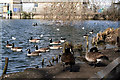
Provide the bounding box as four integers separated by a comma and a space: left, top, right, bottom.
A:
40, 34, 43, 37
12, 37, 16, 40
82, 27, 85, 30
57, 28, 60, 31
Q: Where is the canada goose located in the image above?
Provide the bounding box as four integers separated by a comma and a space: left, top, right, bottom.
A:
85, 47, 109, 67
34, 45, 50, 52
27, 49, 41, 56
11, 43, 23, 52
83, 33, 89, 38
49, 45, 62, 50
60, 37, 66, 43
6, 41, 13, 48
116, 37, 120, 46
89, 30, 93, 34
115, 37, 120, 52
29, 37, 40, 43
49, 38, 61, 45
32, 23, 38, 26
61, 48, 75, 71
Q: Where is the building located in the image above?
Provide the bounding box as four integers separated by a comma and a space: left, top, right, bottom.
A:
0, 0, 9, 18
0, 0, 22, 19
0, 0, 90, 19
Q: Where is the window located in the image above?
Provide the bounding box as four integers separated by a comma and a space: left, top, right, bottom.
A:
34, 3, 38, 7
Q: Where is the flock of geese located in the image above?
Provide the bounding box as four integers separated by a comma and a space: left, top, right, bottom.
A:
5, 24, 114, 71
61, 34, 109, 70
6, 36, 66, 56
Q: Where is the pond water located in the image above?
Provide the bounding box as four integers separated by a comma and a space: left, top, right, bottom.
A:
0, 19, 119, 75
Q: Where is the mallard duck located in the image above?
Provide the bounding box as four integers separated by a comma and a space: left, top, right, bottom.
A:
29, 37, 40, 43
34, 45, 50, 52
11, 43, 23, 52
49, 38, 61, 45
61, 48, 75, 71
27, 49, 41, 56
6, 41, 12, 48
85, 47, 109, 67
49, 45, 62, 50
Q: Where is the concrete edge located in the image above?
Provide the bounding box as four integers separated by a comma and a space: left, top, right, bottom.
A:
88, 57, 120, 80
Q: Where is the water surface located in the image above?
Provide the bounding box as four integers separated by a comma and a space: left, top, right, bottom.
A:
0, 19, 119, 75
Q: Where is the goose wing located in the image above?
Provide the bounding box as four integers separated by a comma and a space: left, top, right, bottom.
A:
61, 53, 75, 63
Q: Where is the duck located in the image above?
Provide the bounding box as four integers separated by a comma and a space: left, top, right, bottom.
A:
83, 33, 89, 38
6, 41, 13, 48
85, 47, 109, 67
60, 37, 66, 43
27, 49, 41, 56
61, 47, 75, 72
29, 37, 40, 43
49, 38, 61, 45
34, 45, 50, 52
11, 43, 23, 52
49, 45, 62, 50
